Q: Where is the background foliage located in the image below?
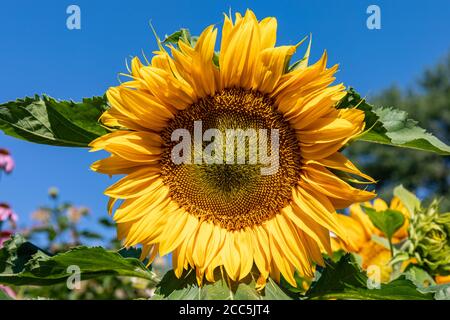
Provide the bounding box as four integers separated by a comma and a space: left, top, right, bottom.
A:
347, 54, 450, 210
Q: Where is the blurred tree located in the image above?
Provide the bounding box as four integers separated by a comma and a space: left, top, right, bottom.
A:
347, 53, 450, 210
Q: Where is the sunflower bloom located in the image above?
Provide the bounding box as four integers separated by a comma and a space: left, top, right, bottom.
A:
436, 275, 450, 284
332, 197, 410, 282
90, 10, 375, 286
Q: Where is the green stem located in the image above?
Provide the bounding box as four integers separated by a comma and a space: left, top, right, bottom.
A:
388, 237, 394, 258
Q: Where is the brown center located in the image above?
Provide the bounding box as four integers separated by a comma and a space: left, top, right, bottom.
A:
160, 88, 301, 230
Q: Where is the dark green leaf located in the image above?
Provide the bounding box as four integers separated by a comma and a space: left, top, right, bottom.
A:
79, 230, 103, 240
0, 235, 156, 286
307, 255, 366, 296
0, 235, 47, 274
98, 218, 115, 228
337, 88, 382, 131
364, 207, 405, 241
117, 247, 142, 260
0, 95, 109, 147
306, 254, 432, 300
152, 269, 291, 300
279, 272, 311, 296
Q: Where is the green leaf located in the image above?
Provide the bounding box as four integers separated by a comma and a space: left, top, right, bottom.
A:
79, 230, 103, 240
163, 28, 191, 45
0, 235, 47, 274
287, 35, 311, 72
162, 28, 198, 47
403, 265, 436, 288
152, 269, 292, 300
279, 272, 311, 296
367, 107, 450, 155
419, 283, 450, 300
0, 235, 157, 286
393, 185, 421, 215
364, 207, 405, 241
98, 218, 115, 228
339, 89, 450, 155
162, 28, 219, 67
0, 95, 109, 147
212, 52, 219, 67
29, 225, 57, 241
370, 234, 391, 250
337, 88, 383, 134
117, 247, 142, 260
306, 254, 433, 300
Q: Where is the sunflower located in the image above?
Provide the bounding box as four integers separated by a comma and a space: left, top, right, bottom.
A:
436, 275, 450, 284
331, 197, 411, 282
90, 10, 375, 287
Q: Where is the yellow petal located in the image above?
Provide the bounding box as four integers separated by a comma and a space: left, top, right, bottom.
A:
89, 131, 162, 162
220, 10, 262, 89
158, 210, 198, 256
104, 168, 161, 199
91, 154, 144, 176
235, 229, 254, 280
113, 184, 170, 222
293, 185, 347, 242
172, 25, 219, 98
310, 152, 375, 183
252, 46, 296, 93
282, 205, 332, 255
301, 163, 375, 209
335, 214, 369, 252
140, 66, 196, 110
222, 232, 240, 281
251, 227, 270, 279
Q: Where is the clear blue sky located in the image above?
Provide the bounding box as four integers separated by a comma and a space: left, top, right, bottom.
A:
1, 0, 449, 235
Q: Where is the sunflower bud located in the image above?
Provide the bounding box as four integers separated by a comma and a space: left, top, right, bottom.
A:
409, 201, 450, 276
48, 187, 59, 200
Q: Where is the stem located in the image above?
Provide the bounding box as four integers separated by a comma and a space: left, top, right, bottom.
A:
388, 237, 394, 257
70, 225, 80, 246
49, 197, 59, 249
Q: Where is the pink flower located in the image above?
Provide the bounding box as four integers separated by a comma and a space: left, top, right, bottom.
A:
0, 284, 16, 299
0, 203, 18, 224
67, 206, 90, 223
0, 149, 14, 174
0, 230, 12, 247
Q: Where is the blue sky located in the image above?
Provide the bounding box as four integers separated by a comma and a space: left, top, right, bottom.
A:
1, 0, 449, 237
